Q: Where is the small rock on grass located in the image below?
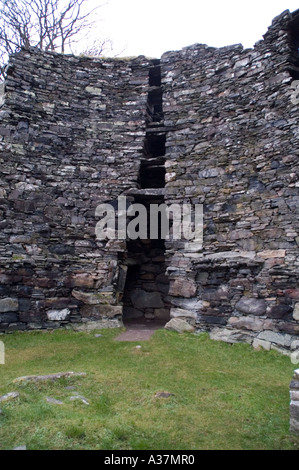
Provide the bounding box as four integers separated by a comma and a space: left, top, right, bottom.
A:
46, 397, 64, 405
69, 395, 89, 405
154, 392, 174, 399
14, 371, 87, 384
13, 445, 26, 450
0, 391, 19, 403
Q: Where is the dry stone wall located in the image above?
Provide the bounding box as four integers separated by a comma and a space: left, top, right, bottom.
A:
0, 9, 298, 353
0, 48, 150, 330
162, 9, 299, 353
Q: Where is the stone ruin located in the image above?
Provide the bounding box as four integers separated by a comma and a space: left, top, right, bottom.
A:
0, 9, 298, 357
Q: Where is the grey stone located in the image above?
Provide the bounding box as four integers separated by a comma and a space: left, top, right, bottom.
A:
273, 345, 294, 356
290, 381, 299, 434
228, 316, 273, 332
0, 82, 4, 106
293, 303, 299, 321
80, 305, 123, 318
72, 290, 115, 305
209, 327, 254, 344
71, 319, 122, 331
164, 318, 195, 333
0, 312, 18, 323
0, 391, 19, 403
154, 392, 174, 398
69, 395, 89, 405
46, 397, 63, 405
170, 307, 197, 320
0, 298, 18, 313
13, 371, 87, 383
49, 244, 74, 255
291, 350, 299, 365
253, 338, 271, 351
47, 308, 70, 321
257, 331, 294, 348
204, 251, 257, 261
198, 168, 224, 178
169, 297, 206, 311
235, 297, 267, 316
85, 86, 102, 95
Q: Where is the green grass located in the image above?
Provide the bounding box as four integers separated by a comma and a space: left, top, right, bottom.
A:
0, 328, 298, 450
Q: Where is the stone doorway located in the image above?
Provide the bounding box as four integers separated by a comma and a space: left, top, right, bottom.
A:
122, 236, 170, 325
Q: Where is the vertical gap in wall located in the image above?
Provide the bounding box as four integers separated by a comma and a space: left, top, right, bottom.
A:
288, 12, 299, 79
122, 60, 170, 326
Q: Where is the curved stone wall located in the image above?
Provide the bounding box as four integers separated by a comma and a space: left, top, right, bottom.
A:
0, 9, 298, 354
0, 48, 150, 330
162, 9, 299, 353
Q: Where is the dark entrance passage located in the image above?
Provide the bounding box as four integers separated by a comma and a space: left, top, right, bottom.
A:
122, 235, 170, 324
122, 60, 170, 327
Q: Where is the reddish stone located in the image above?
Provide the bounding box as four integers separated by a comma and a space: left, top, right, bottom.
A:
39, 297, 72, 309
277, 322, 299, 334
73, 274, 95, 288
35, 278, 56, 288
62, 276, 75, 288
169, 279, 197, 298
80, 305, 122, 318
286, 290, 299, 300
267, 304, 292, 319
229, 278, 252, 289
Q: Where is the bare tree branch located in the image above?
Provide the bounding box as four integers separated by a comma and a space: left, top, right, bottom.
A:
0, 0, 107, 79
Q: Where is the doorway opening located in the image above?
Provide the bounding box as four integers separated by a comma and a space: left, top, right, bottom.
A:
122, 60, 170, 327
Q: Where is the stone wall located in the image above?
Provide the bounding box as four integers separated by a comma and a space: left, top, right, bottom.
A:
0, 9, 298, 352
162, 9, 299, 353
0, 48, 151, 330
290, 369, 299, 434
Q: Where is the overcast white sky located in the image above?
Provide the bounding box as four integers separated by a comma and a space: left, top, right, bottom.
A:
87, 0, 299, 58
